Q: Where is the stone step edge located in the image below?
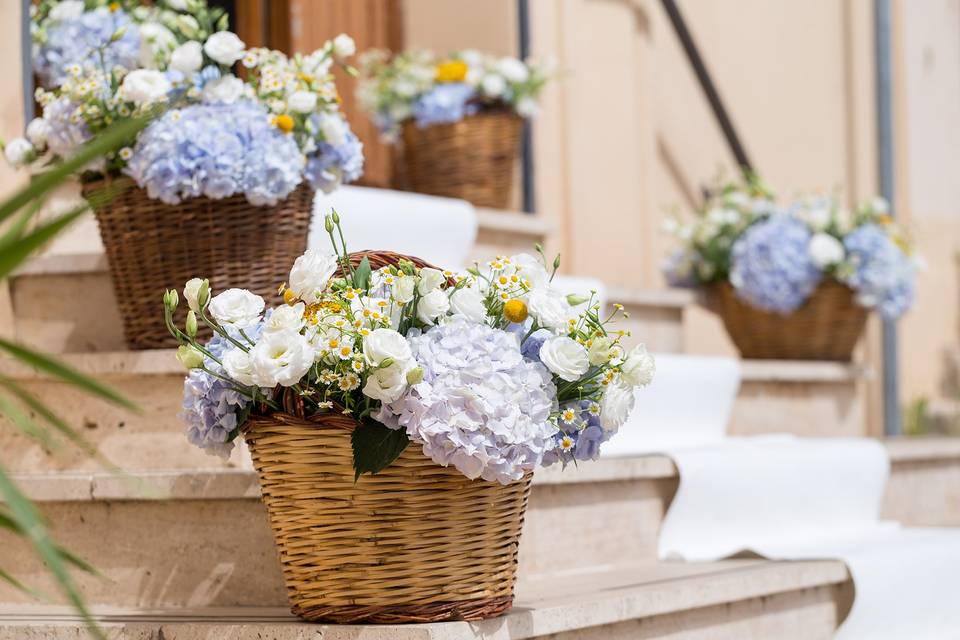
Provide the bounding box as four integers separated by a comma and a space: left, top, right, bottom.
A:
14, 437, 955, 503
0, 559, 850, 640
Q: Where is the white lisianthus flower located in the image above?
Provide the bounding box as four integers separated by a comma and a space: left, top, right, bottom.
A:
288, 90, 318, 114
417, 289, 451, 325
516, 97, 539, 118
249, 331, 314, 387
202, 74, 245, 104
363, 328, 412, 368
264, 302, 306, 334
497, 57, 529, 82
4, 138, 35, 168
25, 118, 50, 149
120, 69, 172, 104
183, 278, 204, 312
138, 22, 177, 68
332, 33, 356, 59
170, 41, 203, 73
176, 345, 205, 370
539, 336, 589, 382
620, 345, 655, 387
809, 232, 845, 269
167, 0, 189, 10
511, 253, 550, 289
49, 0, 84, 22
393, 275, 415, 303
289, 249, 338, 302
806, 207, 831, 231
588, 336, 623, 366
449, 287, 487, 322
362, 362, 410, 403
222, 348, 256, 386
417, 267, 446, 295
208, 289, 264, 327
599, 378, 636, 432
203, 31, 246, 66
527, 288, 573, 330
480, 74, 507, 98
319, 114, 348, 146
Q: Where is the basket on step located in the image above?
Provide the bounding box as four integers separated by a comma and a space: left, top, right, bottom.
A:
82, 178, 313, 350
401, 110, 522, 209
709, 280, 868, 361
243, 411, 531, 624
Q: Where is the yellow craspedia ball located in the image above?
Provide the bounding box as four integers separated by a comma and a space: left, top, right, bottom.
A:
435, 60, 468, 83
503, 298, 528, 324
273, 114, 295, 133
283, 288, 297, 304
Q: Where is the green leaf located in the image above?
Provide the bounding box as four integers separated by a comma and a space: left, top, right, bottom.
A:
0, 115, 151, 225
0, 339, 138, 412
0, 391, 56, 451
353, 256, 371, 290
351, 419, 409, 481
0, 205, 87, 281
0, 566, 48, 601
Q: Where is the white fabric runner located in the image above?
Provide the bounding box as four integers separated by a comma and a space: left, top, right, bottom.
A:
607, 354, 960, 639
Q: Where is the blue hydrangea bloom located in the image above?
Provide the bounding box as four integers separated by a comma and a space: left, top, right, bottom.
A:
842, 224, 914, 319
412, 83, 479, 128
125, 101, 305, 206
542, 399, 609, 466
306, 130, 365, 193
730, 215, 822, 313
35, 8, 141, 87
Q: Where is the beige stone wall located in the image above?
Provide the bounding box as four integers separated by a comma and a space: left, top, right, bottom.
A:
0, 0, 25, 339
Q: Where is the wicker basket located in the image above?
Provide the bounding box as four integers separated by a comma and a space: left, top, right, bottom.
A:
82, 178, 313, 350
709, 281, 868, 361
244, 411, 531, 624
401, 110, 522, 209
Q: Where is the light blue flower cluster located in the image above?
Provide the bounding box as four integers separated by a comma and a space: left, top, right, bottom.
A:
411, 83, 479, 128
730, 215, 822, 313
125, 101, 305, 206
542, 400, 609, 467
43, 98, 92, 158
35, 8, 140, 87
181, 332, 252, 459
842, 224, 915, 319
306, 130, 365, 193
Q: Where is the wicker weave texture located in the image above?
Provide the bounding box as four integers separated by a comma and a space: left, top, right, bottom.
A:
244, 412, 531, 624
401, 110, 522, 209
710, 281, 868, 360
84, 179, 313, 350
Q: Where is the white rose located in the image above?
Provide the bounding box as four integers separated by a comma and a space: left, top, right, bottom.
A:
289, 249, 338, 302
511, 253, 549, 289
202, 74, 245, 104
203, 31, 246, 66
332, 33, 356, 59
620, 345, 655, 387
363, 328, 412, 368
809, 233, 845, 269
208, 288, 264, 327
183, 277, 204, 312
4, 138, 35, 168
170, 41, 203, 73
288, 90, 318, 114
138, 22, 177, 68
222, 348, 255, 386
599, 378, 636, 432
539, 336, 589, 382
588, 336, 622, 366
319, 114, 348, 146
480, 74, 507, 98
249, 331, 314, 387
417, 289, 451, 325
26, 118, 50, 149
449, 287, 487, 322
393, 275, 415, 303
264, 302, 306, 334
120, 69, 172, 104
49, 0, 84, 22
362, 362, 409, 403
417, 267, 446, 295
497, 57, 529, 83
516, 97, 539, 118
527, 288, 572, 330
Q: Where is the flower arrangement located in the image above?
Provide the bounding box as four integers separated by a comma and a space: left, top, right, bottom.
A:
356, 48, 552, 140
6, 3, 363, 204
662, 177, 917, 319
163, 213, 655, 483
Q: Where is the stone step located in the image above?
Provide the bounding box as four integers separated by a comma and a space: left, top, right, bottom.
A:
0, 559, 852, 639
6, 213, 691, 354
1, 439, 953, 609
